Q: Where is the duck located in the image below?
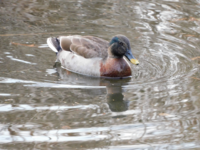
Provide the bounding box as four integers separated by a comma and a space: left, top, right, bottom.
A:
47, 35, 139, 78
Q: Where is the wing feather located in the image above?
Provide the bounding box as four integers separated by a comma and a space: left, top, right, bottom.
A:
59, 35, 109, 59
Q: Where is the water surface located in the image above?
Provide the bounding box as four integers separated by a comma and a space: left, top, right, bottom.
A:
1, 0, 200, 149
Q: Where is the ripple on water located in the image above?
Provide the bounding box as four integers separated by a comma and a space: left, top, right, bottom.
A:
131, 31, 199, 84
0, 0, 200, 149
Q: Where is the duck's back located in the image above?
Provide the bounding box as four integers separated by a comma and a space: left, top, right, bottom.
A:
58, 35, 109, 59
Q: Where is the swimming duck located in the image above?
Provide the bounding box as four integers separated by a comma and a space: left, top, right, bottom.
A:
47, 35, 139, 78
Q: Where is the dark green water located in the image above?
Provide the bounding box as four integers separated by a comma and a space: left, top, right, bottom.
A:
1, 0, 200, 149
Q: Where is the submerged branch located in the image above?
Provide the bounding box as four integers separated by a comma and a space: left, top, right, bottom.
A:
191, 56, 200, 60
191, 77, 200, 80
11, 42, 36, 47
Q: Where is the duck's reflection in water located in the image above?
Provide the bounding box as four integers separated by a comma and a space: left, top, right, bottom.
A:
106, 83, 129, 112
54, 62, 131, 112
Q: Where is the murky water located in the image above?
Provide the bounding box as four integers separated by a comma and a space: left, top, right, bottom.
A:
1, 0, 200, 149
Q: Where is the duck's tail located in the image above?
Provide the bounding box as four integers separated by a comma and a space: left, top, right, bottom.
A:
47, 37, 62, 53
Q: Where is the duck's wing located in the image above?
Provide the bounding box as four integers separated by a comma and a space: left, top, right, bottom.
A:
59, 35, 109, 59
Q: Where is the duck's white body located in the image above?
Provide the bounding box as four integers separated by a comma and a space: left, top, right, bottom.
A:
57, 50, 101, 77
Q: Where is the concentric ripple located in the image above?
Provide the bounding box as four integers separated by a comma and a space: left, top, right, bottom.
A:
133, 36, 198, 83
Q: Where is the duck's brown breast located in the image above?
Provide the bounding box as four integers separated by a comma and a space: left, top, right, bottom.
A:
100, 58, 132, 77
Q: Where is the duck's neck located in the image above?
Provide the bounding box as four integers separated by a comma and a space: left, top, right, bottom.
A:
107, 47, 123, 59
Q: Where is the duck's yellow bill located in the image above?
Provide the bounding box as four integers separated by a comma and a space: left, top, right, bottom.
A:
130, 59, 139, 65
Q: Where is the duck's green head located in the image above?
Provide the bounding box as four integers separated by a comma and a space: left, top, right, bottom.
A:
109, 35, 139, 65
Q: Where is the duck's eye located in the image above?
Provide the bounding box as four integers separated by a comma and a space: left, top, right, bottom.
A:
119, 42, 124, 46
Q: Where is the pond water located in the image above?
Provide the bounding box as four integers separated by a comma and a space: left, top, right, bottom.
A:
1, 0, 200, 149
